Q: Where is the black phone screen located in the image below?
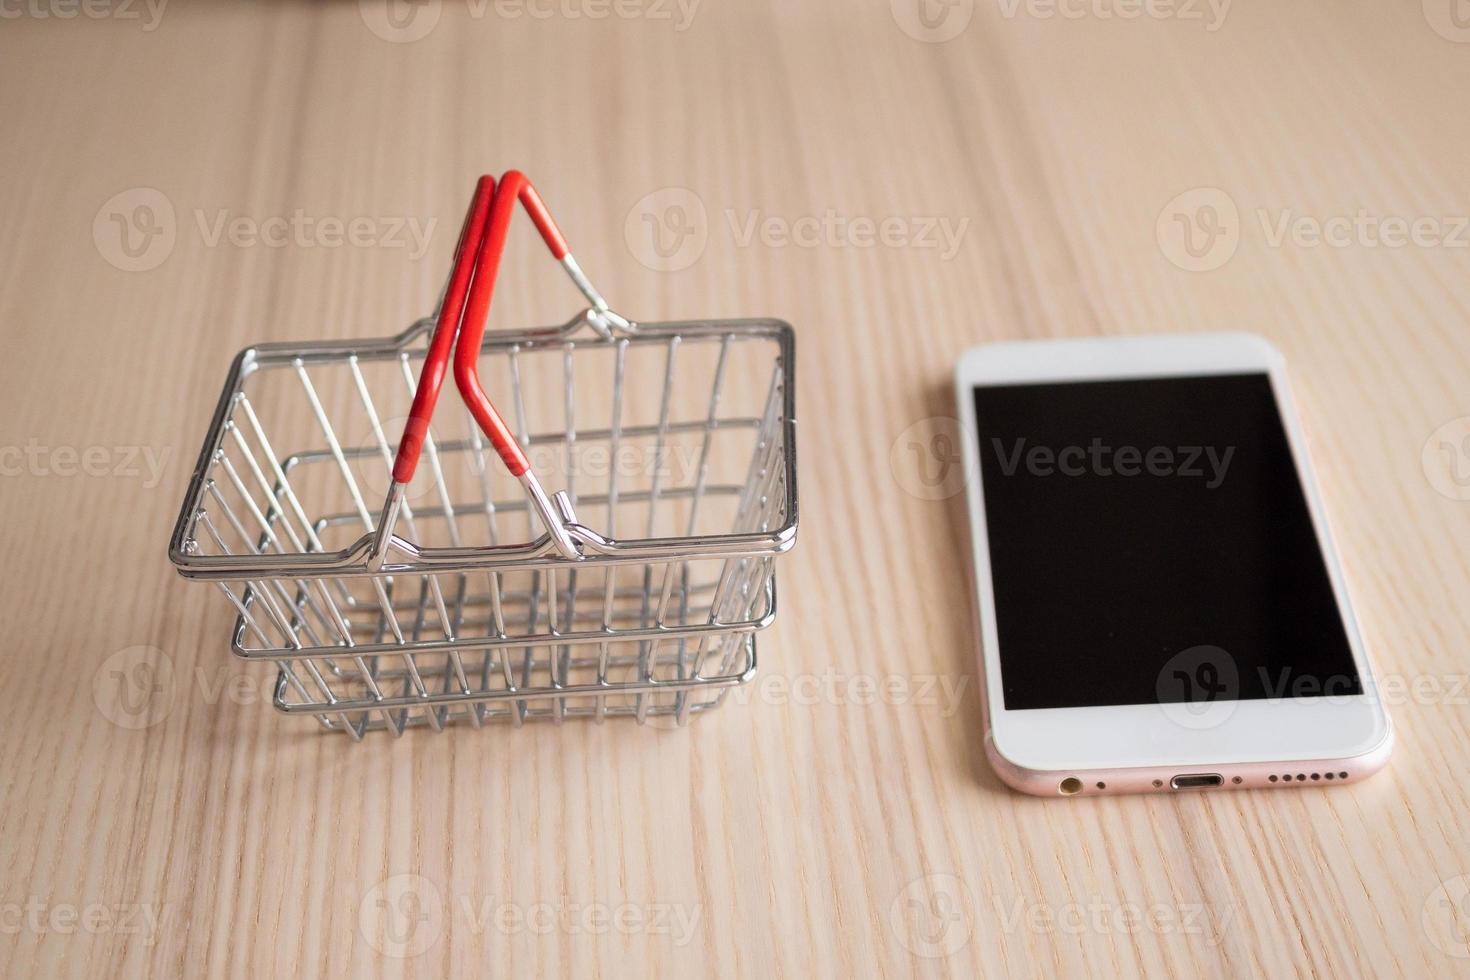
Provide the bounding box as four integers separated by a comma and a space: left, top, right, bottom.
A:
972, 373, 1363, 711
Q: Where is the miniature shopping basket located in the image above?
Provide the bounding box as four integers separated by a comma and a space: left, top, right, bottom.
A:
168, 172, 798, 738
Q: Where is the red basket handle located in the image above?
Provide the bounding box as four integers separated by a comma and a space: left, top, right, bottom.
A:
375, 171, 588, 563
452, 170, 572, 478
390, 174, 496, 484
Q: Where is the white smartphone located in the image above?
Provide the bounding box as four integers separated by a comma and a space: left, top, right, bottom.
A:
955, 332, 1392, 797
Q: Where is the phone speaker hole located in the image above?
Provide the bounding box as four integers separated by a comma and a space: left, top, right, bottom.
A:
1273, 771, 1349, 783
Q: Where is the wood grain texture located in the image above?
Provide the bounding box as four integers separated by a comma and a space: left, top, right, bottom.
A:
2, 1, 1470, 976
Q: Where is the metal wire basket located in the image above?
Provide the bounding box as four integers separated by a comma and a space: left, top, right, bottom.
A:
168, 172, 798, 738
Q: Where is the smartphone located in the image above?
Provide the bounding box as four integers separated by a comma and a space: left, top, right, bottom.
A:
955, 332, 1392, 796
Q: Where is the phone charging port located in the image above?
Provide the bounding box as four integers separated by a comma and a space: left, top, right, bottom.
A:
1170, 773, 1224, 790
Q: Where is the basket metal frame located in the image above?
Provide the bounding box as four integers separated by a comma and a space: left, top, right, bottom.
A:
170, 312, 798, 579
168, 310, 798, 737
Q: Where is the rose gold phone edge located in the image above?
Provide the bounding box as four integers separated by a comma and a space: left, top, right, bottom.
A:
975, 660, 1395, 799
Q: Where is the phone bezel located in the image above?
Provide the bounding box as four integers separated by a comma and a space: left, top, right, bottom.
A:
955, 332, 1391, 780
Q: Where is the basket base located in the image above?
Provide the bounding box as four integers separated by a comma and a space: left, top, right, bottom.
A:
273, 633, 759, 739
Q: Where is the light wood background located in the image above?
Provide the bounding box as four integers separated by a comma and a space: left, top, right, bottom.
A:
3, 0, 1470, 976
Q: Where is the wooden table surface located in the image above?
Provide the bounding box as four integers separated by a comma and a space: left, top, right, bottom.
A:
4, 1, 1470, 976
